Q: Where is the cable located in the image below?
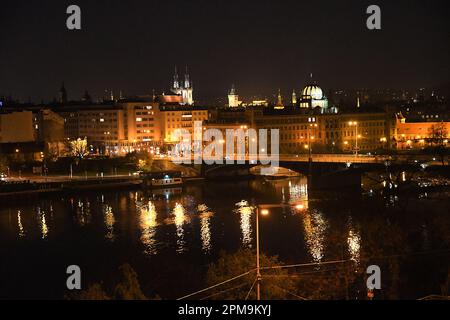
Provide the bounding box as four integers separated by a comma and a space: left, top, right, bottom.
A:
271, 284, 308, 300
260, 259, 350, 271
177, 269, 256, 300
200, 283, 248, 301
245, 277, 258, 300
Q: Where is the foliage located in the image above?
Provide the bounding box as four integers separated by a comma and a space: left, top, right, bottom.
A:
206, 249, 298, 300
69, 137, 89, 159
428, 123, 449, 165
68, 263, 150, 300
113, 264, 148, 300
0, 154, 9, 173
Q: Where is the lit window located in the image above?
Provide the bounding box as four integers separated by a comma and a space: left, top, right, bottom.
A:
136, 118, 143, 122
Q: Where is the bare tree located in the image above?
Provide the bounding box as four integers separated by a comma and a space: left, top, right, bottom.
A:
428, 123, 448, 165
69, 137, 89, 160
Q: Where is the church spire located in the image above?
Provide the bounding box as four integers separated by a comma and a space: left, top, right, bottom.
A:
275, 89, 284, 110
292, 89, 297, 106
59, 82, 67, 104
184, 65, 191, 89
173, 66, 180, 89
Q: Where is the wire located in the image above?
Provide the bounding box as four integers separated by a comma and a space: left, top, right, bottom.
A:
271, 284, 308, 300
245, 277, 258, 300
177, 269, 256, 300
260, 259, 350, 271
200, 283, 248, 301
177, 248, 450, 300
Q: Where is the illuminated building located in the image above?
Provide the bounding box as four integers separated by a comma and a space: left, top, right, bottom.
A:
274, 89, 285, 110
159, 106, 208, 143
171, 66, 194, 106
228, 84, 240, 108
394, 113, 449, 150
292, 89, 297, 106
299, 83, 330, 112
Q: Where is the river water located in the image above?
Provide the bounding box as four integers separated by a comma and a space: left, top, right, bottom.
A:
0, 176, 448, 299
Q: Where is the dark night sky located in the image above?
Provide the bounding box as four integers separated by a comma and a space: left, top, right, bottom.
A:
0, 0, 449, 103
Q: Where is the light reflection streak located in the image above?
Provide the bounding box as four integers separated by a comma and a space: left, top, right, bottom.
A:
234, 200, 253, 248
17, 210, 25, 238
173, 202, 188, 253
347, 228, 361, 265
301, 209, 327, 263
104, 204, 115, 241
37, 207, 48, 239
140, 201, 158, 255
198, 204, 213, 253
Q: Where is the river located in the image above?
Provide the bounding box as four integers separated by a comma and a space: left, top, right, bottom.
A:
0, 176, 448, 299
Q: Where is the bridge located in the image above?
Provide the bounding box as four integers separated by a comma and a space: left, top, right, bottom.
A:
169, 153, 441, 165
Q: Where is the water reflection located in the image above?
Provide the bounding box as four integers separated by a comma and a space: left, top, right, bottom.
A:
37, 207, 48, 239
74, 199, 91, 226
173, 203, 188, 253
288, 178, 309, 210
139, 201, 158, 255
347, 220, 361, 265
234, 200, 253, 248
17, 210, 25, 238
301, 209, 328, 263
103, 204, 115, 241
198, 204, 213, 254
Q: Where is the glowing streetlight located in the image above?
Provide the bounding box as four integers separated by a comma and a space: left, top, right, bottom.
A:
348, 121, 359, 157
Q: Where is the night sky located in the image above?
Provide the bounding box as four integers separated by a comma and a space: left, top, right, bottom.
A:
0, 0, 449, 103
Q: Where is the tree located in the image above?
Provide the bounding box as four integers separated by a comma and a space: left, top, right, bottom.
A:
113, 263, 148, 300
69, 137, 89, 159
0, 154, 9, 173
206, 249, 298, 300
68, 263, 150, 300
428, 123, 449, 165
71, 283, 111, 300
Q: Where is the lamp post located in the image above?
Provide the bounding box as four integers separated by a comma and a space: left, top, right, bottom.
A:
254, 204, 305, 300
255, 207, 269, 301
348, 121, 358, 157
307, 119, 318, 176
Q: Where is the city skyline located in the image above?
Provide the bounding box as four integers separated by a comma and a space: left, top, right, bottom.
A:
1, 0, 449, 102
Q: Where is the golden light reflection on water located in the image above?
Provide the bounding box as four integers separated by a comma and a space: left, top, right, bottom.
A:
173, 202, 188, 253
234, 200, 253, 248
301, 209, 327, 263
198, 204, 213, 253
76, 200, 91, 226
288, 178, 309, 210
140, 201, 158, 255
17, 210, 25, 238
347, 220, 361, 266
37, 207, 48, 240
104, 205, 115, 241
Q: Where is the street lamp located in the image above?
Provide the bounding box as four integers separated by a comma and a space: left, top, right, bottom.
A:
348, 121, 358, 157
254, 203, 305, 300
307, 120, 318, 176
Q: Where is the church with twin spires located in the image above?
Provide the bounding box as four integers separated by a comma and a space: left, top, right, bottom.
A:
171, 67, 194, 106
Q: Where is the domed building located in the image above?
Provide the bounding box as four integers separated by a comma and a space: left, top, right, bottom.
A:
299, 81, 337, 113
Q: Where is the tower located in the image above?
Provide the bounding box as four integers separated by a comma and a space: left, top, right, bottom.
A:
171, 66, 194, 105
292, 89, 297, 106
228, 84, 239, 108
274, 89, 284, 110
59, 82, 67, 104
173, 66, 180, 90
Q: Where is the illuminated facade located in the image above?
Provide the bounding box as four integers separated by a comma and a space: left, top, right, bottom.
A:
171, 67, 194, 106
159, 106, 208, 143
299, 84, 330, 112
228, 84, 240, 108
274, 89, 285, 110
394, 114, 449, 150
